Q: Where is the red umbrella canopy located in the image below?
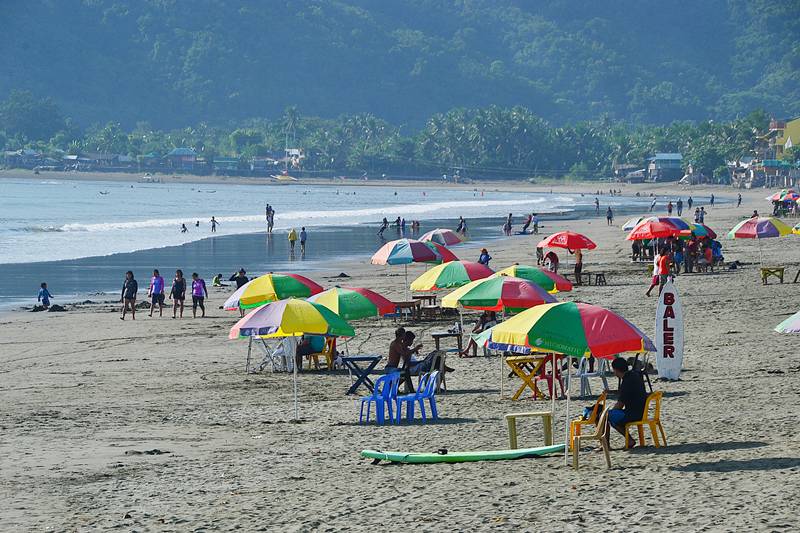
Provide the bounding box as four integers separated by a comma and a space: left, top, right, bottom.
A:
626, 217, 690, 240
424, 241, 459, 263
537, 231, 597, 250
371, 239, 439, 265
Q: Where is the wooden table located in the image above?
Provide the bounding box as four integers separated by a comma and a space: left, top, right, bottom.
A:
504, 353, 563, 400
761, 266, 785, 285
342, 356, 381, 395
392, 300, 421, 321
430, 331, 463, 353
505, 411, 554, 448
412, 294, 437, 306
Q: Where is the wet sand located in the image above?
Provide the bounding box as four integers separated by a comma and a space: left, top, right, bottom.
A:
1, 183, 799, 531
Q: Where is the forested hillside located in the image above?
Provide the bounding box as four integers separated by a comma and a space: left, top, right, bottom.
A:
1, 0, 798, 129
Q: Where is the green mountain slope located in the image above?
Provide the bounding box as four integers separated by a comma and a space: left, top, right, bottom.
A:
1, 0, 798, 127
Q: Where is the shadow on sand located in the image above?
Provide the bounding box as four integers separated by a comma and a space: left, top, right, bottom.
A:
669, 456, 800, 473
631, 440, 767, 456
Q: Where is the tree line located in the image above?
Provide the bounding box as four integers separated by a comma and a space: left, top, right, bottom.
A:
0, 90, 783, 181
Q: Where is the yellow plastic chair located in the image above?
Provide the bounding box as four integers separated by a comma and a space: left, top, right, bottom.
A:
572, 408, 611, 470
306, 337, 337, 370
624, 390, 667, 449
569, 390, 607, 450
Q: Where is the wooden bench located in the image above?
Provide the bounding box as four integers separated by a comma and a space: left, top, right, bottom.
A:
761, 266, 785, 285
505, 411, 553, 448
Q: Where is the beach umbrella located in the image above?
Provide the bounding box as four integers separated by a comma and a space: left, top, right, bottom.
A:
307, 287, 395, 320
229, 298, 355, 419
224, 273, 323, 311
484, 301, 655, 466
767, 188, 796, 202
727, 216, 794, 264
626, 217, 690, 240
793, 222, 800, 235
495, 264, 573, 293
537, 231, 597, 250
423, 241, 459, 263
687, 223, 717, 240
621, 216, 649, 231
442, 275, 556, 313
410, 261, 494, 291
775, 310, 800, 333
371, 238, 439, 265
420, 228, 465, 246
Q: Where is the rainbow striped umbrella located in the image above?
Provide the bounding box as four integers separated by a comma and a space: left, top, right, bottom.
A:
224, 273, 323, 311
229, 298, 354, 339
727, 217, 793, 239
767, 189, 797, 202
410, 261, 493, 291
485, 302, 655, 358
371, 239, 440, 265
627, 217, 690, 240
495, 264, 573, 293
420, 228, 465, 246
684, 223, 717, 240
775, 310, 800, 334
442, 275, 556, 313
307, 287, 395, 320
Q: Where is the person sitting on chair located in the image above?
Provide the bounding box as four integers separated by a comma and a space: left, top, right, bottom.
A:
459, 311, 497, 357
295, 336, 315, 371
607, 357, 648, 449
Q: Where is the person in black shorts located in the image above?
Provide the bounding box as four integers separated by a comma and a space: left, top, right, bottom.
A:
170, 269, 186, 319
607, 357, 648, 448
190, 272, 207, 318
120, 271, 138, 320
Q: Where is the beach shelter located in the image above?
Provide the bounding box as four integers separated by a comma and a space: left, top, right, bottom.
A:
306, 287, 395, 320
775, 310, 800, 333
484, 301, 655, 464
224, 273, 323, 311
726, 216, 793, 264
410, 261, 493, 291
496, 264, 573, 293
420, 228, 465, 246
537, 231, 597, 250
229, 298, 355, 419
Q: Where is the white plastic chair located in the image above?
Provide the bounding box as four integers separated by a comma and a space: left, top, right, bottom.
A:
573, 357, 609, 397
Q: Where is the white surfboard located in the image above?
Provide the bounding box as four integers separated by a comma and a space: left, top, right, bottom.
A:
655, 279, 684, 380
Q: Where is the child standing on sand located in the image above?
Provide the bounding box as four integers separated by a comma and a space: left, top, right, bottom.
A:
37, 282, 53, 309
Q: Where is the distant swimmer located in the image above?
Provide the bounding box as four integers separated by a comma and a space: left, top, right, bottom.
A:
195, 220, 200, 227
210, 216, 219, 233
181, 224, 188, 233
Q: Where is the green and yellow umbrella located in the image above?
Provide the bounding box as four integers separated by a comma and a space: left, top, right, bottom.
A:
495, 264, 573, 293
307, 287, 395, 320
410, 260, 494, 291
442, 275, 556, 313
224, 273, 323, 310
228, 298, 354, 339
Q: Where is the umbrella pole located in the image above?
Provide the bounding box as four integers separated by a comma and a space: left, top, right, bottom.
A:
246, 336, 252, 373
293, 355, 299, 420
500, 308, 506, 399
405, 264, 409, 300
551, 352, 556, 442
564, 355, 572, 466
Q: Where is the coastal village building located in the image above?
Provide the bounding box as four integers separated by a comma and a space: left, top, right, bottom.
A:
647, 152, 683, 181
164, 147, 197, 171
766, 117, 800, 160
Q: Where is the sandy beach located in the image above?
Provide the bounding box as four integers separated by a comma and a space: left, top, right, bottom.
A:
2, 183, 799, 531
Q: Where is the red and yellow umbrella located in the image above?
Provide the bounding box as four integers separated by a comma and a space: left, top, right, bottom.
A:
537, 231, 597, 250
486, 302, 655, 357
224, 273, 323, 310
442, 275, 556, 313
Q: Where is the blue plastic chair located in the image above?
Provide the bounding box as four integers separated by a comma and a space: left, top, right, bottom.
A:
359, 372, 400, 425
421, 370, 440, 420
395, 373, 430, 424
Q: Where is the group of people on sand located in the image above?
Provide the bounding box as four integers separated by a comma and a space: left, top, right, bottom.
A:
386, 327, 454, 393
644, 235, 724, 296
119, 269, 209, 320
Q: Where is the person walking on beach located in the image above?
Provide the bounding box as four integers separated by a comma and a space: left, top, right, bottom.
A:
532, 213, 539, 234
645, 250, 662, 297
699, 206, 706, 223
687, 196, 693, 209
572, 248, 583, 285
676, 198, 683, 216
667, 201, 673, 215
504, 213, 513, 236
693, 207, 701, 223
148, 269, 165, 317
210, 216, 219, 233
229, 269, 248, 289
710, 194, 715, 207
191, 273, 207, 318
37, 282, 53, 309
120, 271, 138, 320
737, 193, 742, 208
170, 269, 186, 319
521, 213, 533, 234
649, 198, 657, 212
288, 228, 298, 253
300, 227, 307, 255
266, 205, 275, 233
606, 206, 613, 225
595, 198, 600, 214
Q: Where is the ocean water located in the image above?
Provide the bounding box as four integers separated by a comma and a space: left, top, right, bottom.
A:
0, 177, 654, 308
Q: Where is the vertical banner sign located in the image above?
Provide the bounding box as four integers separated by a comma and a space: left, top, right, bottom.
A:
655, 279, 684, 380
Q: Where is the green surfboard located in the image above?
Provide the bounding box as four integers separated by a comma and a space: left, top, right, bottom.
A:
361, 444, 565, 464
